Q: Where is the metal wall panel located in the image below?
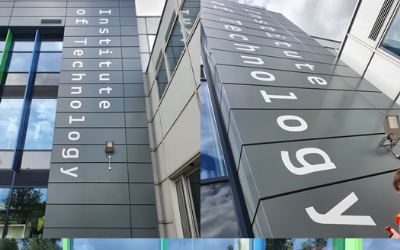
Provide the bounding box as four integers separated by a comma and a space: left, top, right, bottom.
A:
36, 0, 158, 237
202, 0, 400, 237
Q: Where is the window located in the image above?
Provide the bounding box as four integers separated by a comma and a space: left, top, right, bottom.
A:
381, 8, 400, 58
180, 0, 200, 37
24, 99, 57, 150
12, 41, 34, 52
165, 20, 185, 77
37, 53, 61, 72
156, 58, 168, 97
40, 41, 62, 52
4, 73, 28, 86
175, 164, 200, 237
73, 239, 160, 249
6, 188, 47, 238
0, 188, 10, 237
0, 99, 24, 150
7, 53, 32, 72
33, 73, 60, 86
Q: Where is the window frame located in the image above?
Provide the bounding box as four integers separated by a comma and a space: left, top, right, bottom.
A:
378, 2, 400, 62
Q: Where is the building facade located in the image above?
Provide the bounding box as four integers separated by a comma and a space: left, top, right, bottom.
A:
0, 0, 180, 238
339, 0, 400, 104
202, 0, 400, 237
143, 0, 200, 238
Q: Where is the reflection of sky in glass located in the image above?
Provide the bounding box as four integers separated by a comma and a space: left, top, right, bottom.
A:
364, 239, 400, 249
24, 99, 57, 149
382, 10, 400, 57
0, 99, 23, 149
0, 188, 10, 210
40, 41, 63, 51
200, 81, 227, 179
201, 183, 240, 237
292, 239, 333, 250
38, 188, 47, 203
73, 239, 160, 250
12, 41, 34, 52
8, 53, 32, 72
168, 239, 237, 250
37, 53, 62, 72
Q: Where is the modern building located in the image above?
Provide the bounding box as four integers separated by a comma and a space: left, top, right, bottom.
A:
0, 0, 199, 239
201, 0, 400, 237
143, 0, 200, 238
339, 0, 400, 104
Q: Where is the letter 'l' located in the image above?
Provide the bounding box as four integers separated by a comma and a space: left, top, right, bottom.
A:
306, 192, 376, 226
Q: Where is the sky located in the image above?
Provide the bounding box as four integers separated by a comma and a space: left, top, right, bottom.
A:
238, 0, 358, 41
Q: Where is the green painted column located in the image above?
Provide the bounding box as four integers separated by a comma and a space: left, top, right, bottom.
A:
0, 29, 12, 86
333, 239, 345, 250
62, 238, 72, 250
345, 239, 362, 250
161, 238, 168, 250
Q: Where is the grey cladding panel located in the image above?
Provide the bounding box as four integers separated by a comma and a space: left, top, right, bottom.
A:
214, 65, 379, 92
62, 59, 123, 71
12, 8, 66, 16
65, 16, 121, 26
66, 8, 120, 17
45, 205, 131, 228
63, 47, 122, 59
53, 128, 126, 144
44, 228, 131, 238
257, 173, 400, 237
57, 98, 125, 112
57, 84, 124, 98
49, 163, 129, 183
55, 113, 125, 128
239, 135, 400, 218
51, 145, 127, 163
64, 27, 121, 36
60, 71, 123, 84
131, 205, 158, 228
63, 37, 122, 47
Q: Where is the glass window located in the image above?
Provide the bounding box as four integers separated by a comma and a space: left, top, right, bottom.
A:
381, 9, 400, 58
176, 179, 191, 237
156, 58, 168, 97
0, 99, 24, 149
37, 53, 61, 72
180, 0, 200, 36
146, 17, 160, 34
12, 41, 34, 52
24, 99, 57, 150
6, 188, 47, 238
148, 35, 156, 51
0, 188, 10, 236
40, 41, 63, 52
187, 170, 200, 230
165, 20, 185, 77
5, 73, 28, 86
34, 73, 60, 86
200, 81, 228, 179
7, 53, 32, 72
201, 182, 240, 237
73, 239, 160, 250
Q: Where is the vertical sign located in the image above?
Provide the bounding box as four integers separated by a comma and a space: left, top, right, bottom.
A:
202, 0, 400, 237
45, 0, 158, 238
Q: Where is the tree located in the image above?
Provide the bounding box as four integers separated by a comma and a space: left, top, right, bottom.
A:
227, 244, 234, 250
267, 239, 293, 250
0, 239, 18, 250
301, 238, 328, 250
19, 239, 62, 250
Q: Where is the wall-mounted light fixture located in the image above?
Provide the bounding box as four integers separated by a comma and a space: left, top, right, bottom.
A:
105, 141, 115, 170
380, 115, 400, 159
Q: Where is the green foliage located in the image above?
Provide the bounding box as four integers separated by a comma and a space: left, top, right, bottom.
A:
0, 239, 18, 250
267, 239, 293, 250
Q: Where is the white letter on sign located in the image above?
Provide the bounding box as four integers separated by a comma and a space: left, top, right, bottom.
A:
60, 166, 79, 178
281, 148, 336, 175
306, 192, 376, 226
260, 90, 297, 103
277, 115, 307, 132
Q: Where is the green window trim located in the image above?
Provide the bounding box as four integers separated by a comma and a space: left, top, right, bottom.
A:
161, 238, 168, 250
333, 239, 362, 250
0, 29, 13, 85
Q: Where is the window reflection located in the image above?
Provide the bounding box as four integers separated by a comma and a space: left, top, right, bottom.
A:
12, 41, 34, 52
187, 171, 200, 229
40, 41, 63, 52
0, 99, 24, 149
73, 239, 160, 250
201, 183, 240, 237
34, 73, 60, 86
156, 58, 168, 97
24, 99, 57, 150
37, 53, 62, 72
5, 73, 28, 86
200, 81, 228, 179
7, 53, 32, 72
6, 188, 47, 238
381, 9, 400, 58
180, 0, 200, 36
0, 188, 10, 236
165, 20, 185, 77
